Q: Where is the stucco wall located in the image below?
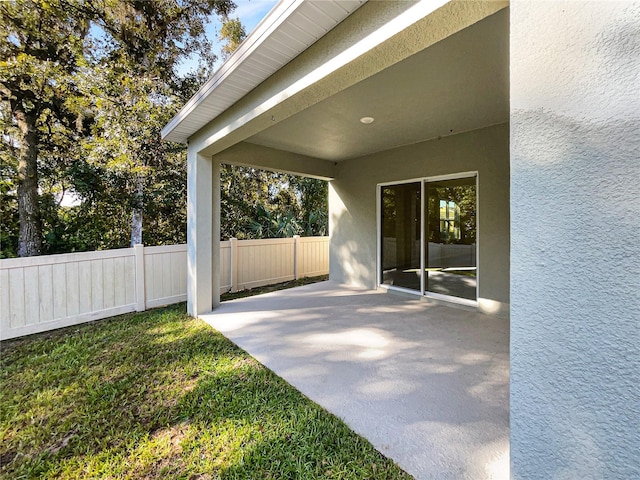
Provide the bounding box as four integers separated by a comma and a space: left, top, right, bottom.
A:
329, 123, 510, 316
510, 1, 640, 478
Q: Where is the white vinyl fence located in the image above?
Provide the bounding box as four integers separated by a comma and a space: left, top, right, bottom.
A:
220, 236, 329, 293
0, 236, 328, 341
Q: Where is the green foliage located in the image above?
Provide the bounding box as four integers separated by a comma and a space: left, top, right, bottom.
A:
0, 0, 234, 256
220, 165, 328, 240
0, 303, 411, 479
0, 1, 328, 258
0, 127, 19, 258
249, 204, 302, 239
0, 0, 94, 256
220, 17, 247, 59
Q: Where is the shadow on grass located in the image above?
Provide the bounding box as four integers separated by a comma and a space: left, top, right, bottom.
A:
0, 303, 412, 479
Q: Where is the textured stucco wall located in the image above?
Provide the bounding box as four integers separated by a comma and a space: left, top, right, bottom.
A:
510, 2, 640, 478
329, 123, 510, 316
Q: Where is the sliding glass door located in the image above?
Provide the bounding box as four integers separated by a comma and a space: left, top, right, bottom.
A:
424, 177, 476, 301
379, 174, 477, 302
380, 182, 421, 291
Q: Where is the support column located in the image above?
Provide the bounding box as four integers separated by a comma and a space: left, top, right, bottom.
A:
212, 157, 221, 309
186, 149, 212, 316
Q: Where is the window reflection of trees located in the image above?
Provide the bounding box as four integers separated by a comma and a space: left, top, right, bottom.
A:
427, 184, 476, 245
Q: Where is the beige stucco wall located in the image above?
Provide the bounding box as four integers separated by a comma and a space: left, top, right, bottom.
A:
329, 122, 509, 316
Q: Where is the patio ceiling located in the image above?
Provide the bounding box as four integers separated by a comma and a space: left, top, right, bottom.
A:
245, 8, 509, 161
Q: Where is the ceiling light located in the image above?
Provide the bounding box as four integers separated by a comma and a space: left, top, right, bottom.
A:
360, 116, 375, 124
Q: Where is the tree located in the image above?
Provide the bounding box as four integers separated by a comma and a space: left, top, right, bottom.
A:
0, 104, 19, 258
219, 17, 246, 59
219, 166, 328, 240
289, 175, 328, 236
249, 204, 301, 239
0, 0, 90, 256
1, 0, 238, 255
0, 2, 329, 258
80, 0, 235, 246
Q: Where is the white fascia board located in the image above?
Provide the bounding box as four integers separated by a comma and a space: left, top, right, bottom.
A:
162, 0, 365, 143
162, 0, 305, 142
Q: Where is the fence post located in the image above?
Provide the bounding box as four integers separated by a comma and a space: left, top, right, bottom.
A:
230, 238, 239, 293
134, 244, 146, 312
293, 235, 301, 280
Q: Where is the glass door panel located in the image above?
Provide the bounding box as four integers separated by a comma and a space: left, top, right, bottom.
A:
380, 182, 421, 291
424, 177, 477, 300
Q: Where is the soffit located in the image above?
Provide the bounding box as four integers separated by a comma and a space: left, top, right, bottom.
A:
162, 0, 367, 143
245, 8, 509, 161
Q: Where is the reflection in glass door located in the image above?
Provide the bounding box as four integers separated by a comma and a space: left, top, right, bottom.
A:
424, 177, 477, 301
380, 182, 421, 291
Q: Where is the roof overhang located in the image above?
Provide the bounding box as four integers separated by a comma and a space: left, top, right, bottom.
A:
162, 0, 367, 144
164, 0, 509, 170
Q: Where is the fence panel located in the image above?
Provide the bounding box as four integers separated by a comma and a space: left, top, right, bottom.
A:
144, 244, 188, 309
237, 238, 295, 290
0, 248, 137, 340
1, 237, 329, 340
297, 236, 329, 278
220, 241, 232, 294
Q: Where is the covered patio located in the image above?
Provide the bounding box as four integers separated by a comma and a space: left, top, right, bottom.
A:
201, 281, 509, 480
163, 0, 639, 477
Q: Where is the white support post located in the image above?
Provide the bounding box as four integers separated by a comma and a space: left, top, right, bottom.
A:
134, 243, 145, 312
230, 237, 239, 293
186, 151, 213, 316
212, 158, 221, 308
293, 235, 301, 280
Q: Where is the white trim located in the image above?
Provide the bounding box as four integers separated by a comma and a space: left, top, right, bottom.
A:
377, 171, 477, 188
424, 171, 478, 182
475, 173, 480, 303
163, 0, 371, 143
378, 283, 421, 297
170, 0, 454, 148
378, 177, 428, 187
379, 283, 479, 309
162, 0, 306, 140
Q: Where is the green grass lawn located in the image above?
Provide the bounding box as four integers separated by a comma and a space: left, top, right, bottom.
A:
0, 299, 412, 479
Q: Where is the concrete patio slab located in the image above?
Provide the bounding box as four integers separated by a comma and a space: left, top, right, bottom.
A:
200, 281, 509, 480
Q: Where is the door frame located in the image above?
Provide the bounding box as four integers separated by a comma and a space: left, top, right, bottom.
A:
377, 171, 479, 307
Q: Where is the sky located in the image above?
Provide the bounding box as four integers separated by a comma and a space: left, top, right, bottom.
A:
177, 0, 279, 75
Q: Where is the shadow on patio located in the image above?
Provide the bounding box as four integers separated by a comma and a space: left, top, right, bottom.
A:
201, 280, 510, 480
